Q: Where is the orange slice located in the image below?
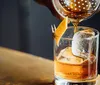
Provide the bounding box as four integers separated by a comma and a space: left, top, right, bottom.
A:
54, 17, 68, 46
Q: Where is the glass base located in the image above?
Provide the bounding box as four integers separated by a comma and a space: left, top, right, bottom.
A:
55, 76, 96, 85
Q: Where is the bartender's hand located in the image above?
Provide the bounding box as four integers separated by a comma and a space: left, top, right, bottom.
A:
34, 0, 65, 20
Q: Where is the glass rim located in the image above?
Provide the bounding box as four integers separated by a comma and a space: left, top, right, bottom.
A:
61, 26, 99, 40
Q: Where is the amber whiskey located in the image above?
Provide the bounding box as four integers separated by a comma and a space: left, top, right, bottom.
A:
55, 47, 97, 81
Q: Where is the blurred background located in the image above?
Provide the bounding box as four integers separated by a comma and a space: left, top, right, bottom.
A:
0, 0, 100, 72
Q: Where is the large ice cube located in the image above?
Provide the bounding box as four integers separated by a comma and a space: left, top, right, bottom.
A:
72, 29, 95, 58
57, 47, 84, 64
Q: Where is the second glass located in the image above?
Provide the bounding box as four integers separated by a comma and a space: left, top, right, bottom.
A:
54, 26, 99, 85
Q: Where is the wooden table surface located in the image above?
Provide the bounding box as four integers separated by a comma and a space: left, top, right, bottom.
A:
0, 47, 99, 85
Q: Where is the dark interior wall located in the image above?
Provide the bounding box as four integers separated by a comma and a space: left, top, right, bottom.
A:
0, 0, 60, 59
0, 0, 20, 50
18, 0, 60, 59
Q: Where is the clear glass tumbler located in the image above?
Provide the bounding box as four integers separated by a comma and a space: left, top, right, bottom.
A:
54, 26, 99, 85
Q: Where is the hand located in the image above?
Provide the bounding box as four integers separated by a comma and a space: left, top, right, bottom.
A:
34, 0, 64, 19
34, 0, 70, 23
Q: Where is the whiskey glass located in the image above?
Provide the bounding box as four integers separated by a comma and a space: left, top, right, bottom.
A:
54, 26, 99, 85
